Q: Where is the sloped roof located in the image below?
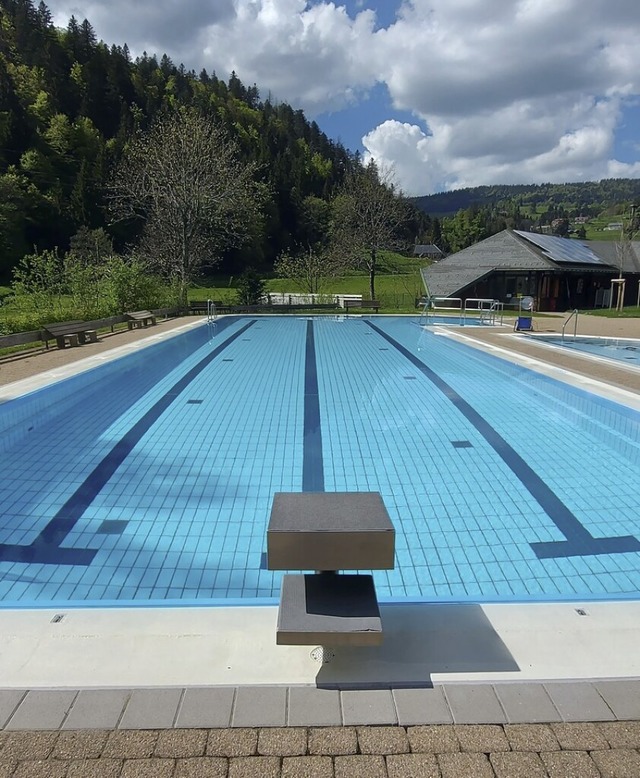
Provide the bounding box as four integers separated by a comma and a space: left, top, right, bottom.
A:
587, 241, 640, 274
413, 244, 443, 257
420, 229, 636, 298
421, 230, 551, 297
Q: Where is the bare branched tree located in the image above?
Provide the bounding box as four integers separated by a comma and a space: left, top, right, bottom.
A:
331, 159, 410, 300
110, 109, 261, 305
274, 245, 345, 295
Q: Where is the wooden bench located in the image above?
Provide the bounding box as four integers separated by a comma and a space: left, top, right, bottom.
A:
125, 310, 156, 329
42, 321, 98, 349
267, 492, 395, 646
343, 299, 381, 313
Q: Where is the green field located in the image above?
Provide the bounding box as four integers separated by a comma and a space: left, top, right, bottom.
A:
190, 251, 426, 311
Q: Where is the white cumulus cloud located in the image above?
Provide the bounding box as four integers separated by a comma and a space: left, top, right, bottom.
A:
44, 0, 640, 194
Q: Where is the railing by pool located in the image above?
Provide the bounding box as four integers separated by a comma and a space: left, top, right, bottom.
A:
418, 296, 504, 326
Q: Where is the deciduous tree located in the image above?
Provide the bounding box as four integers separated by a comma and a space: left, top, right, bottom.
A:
109, 108, 261, 305
330, 160, 408, 300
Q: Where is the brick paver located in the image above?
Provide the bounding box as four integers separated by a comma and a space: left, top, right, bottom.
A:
540, 750, 601, 778
599, 720, 640, 748
590, 748, 640, 778
454, 724, 511, 753
207, 729, 257, 757
0, 723, 639, 776
120, 758, 176, 777
503, 723, 560, 752
258, 728, 307, 756
102, 731, 158, 759
490, 751, 548, 778
154, 729, 208, 758
12, 761, 68, 778
228, 755, 281, 777
67, 759, 124, 778
53, 730, 109, 759
282, 755, 334, 778
356, 726, 409, 755
386, 753, 440, 778
307, 727, 357, 756
334, 754, 387, 778
438, 751, 495, 778
407, 725, 460, 753
549, 721, 611, 751
174, 757, 228, 777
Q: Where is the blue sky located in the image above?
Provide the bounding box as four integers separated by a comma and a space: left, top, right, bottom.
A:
315, 82, 419, 155
47, 0, 640, 196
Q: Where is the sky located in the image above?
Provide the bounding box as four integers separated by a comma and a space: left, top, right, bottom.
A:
44, 0, 640, 197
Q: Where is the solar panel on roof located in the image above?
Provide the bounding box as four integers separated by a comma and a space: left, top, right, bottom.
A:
514, 230, 605, 265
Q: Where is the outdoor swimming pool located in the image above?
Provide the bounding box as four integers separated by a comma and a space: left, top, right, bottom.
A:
0, 315, 639, 607
530, 334, 640, 367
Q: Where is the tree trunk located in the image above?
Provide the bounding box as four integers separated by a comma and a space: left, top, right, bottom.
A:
369, 248, 376, 300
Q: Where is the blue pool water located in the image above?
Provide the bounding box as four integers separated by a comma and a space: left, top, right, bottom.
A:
0, 315, 639, 607
531, 335, 640, 366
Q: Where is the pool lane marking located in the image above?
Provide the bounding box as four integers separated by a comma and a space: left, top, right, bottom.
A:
0, 320, 258, 567
366, 321, 640, 560
303, 319, 324, 491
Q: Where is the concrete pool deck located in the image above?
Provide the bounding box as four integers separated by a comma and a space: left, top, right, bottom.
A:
0, 312, 639, 776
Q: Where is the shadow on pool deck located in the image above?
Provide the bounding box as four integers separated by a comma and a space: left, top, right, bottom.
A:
316, 604, 519, 689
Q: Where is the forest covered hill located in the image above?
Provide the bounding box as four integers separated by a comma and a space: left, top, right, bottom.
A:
411, 180, 640, 254
411, 180, 640, 219
0, 0, 373, 281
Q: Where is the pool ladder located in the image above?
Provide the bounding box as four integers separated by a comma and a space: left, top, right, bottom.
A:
207, 299, 217, 322
562, 309, 579, 341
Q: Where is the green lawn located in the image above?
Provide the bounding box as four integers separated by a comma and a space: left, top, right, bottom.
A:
579, 306, 640, 318
191, 252, 426, 311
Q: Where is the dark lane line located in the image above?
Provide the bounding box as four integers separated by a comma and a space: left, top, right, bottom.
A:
366, 321, 640, 559
0, 320, 257, 566
303, 319, 324, 492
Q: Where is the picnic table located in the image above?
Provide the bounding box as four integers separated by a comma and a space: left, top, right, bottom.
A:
42, 321, 98, 349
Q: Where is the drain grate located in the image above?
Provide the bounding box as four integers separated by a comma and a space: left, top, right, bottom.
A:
310, 646, 335, 664
187, 399, 203, 404
452, 440, 473, 448
51, 614, 65, 623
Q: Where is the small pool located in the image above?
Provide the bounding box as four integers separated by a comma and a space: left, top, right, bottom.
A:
530, 335, 640, 367
0, 316, 639, 607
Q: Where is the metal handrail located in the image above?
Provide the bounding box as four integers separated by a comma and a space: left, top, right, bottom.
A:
561, 309, 579, 341
430, 296, 464, 325
486, 299, 504, 325
466, 298, 502, 325
207, 299, 217, 322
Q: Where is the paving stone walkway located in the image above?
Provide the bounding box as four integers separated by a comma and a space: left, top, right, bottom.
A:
1, 682, 640, 775
2, 722, 640, 776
